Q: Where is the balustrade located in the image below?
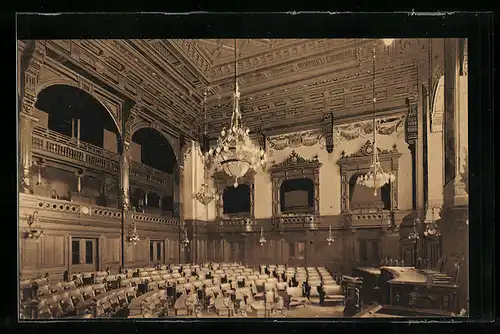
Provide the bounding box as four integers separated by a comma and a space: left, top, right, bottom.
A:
31, 127, 174, 189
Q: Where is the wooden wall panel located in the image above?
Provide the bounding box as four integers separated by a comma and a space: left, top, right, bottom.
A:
42, 234, 66, 267
20, 238, 39, 269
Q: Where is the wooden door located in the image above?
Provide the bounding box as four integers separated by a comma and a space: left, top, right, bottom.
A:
71, 238, 99, 273
149, 240, 165, 266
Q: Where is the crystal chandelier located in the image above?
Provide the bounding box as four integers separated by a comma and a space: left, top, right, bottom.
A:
25, 211, 43, 242
128, 222, 140, 245
356, 44, 396, 196
408, 218, 420, 242
258, 227, 266, 246
206, 39, 267, 188
326, 225, 335, 246
194, 91, 216, 205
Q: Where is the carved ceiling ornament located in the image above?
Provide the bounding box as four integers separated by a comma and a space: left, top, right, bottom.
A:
271, 150, 320, 168
333, 115, 405, 144
267, 130, 325, 152
340, 140, 399, 159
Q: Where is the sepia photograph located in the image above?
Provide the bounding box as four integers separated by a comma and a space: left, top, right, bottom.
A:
18, 32, 471, 320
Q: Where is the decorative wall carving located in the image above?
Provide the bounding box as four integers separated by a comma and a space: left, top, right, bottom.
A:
271, 150, 320, 168
269, 151, 322, 230
268, 131, 325, 152
334, 115, 405, 144
323, 113, 334, 153
340, 140, 399, 159
338, 140, 402, 214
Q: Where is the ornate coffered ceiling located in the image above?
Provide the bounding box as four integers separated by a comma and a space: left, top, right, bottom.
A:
38, 38, 429, 139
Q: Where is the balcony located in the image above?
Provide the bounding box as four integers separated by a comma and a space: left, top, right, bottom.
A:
272, 213, 321, 231
19, 193, 179, 227
343, 201, 393, 229
31, 127, 174, 189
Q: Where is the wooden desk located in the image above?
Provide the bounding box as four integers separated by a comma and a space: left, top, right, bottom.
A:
352, 267, 381, 304
380, 267, 459, 312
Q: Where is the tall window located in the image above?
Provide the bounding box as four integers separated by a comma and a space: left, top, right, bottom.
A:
72, 240, 80, 265
85, 240, 93, 264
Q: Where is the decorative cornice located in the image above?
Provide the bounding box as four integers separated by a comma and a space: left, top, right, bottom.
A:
340, 140, 399, 159
271, 150, 320, 168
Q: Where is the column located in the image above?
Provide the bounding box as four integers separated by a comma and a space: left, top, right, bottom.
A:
20, 42, 43, 194
119, 140, 131, 269
19, 112, 38, 194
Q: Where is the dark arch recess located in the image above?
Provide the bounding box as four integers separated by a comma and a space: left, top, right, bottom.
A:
35, 84, 119, 148
132, 128, 177, 174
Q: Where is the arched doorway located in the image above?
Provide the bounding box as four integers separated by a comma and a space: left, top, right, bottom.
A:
35, 85, 120, 150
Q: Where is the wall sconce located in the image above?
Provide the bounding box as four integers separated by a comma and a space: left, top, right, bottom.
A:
128, 222, 140, 245
407, 218, 420, 242
258, 227, 266, 246
25, 211, 43, 242
326, 226, 335, 246
181, 223, 190, 247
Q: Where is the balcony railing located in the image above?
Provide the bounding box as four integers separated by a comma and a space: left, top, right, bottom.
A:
31, 127, 174, 189
19, 193, 179, 226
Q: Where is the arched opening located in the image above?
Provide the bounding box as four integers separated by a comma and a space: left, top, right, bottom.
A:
35, 85, 119, 150
131, 128, 177, 174
348, 173, 391, 210
130, 188, 145, 212
280, 178, 314, 214
223, 184, 250, 215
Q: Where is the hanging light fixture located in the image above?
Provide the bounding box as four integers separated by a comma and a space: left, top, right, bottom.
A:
326, 225, 335, 246
194, 90, 216, 205
408, 218, 420, 242
25, 211, 43, 242
356, 43, 396, 196
258, 227, 266, 246
206, 39, 267, 188
383, 38, 395, 46
128, 222, 140, 245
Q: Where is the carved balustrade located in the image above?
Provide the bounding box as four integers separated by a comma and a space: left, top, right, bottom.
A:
31, 126, 174, 190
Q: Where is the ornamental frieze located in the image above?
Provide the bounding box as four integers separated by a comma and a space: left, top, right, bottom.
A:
267, 130, 325, 152
340, 140, 398, 159
333, 115, 405, 143
271, 150, 320, 168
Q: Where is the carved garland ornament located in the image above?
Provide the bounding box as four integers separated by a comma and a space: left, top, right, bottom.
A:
333, 116, 405, 144
267, 130, 325, 152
